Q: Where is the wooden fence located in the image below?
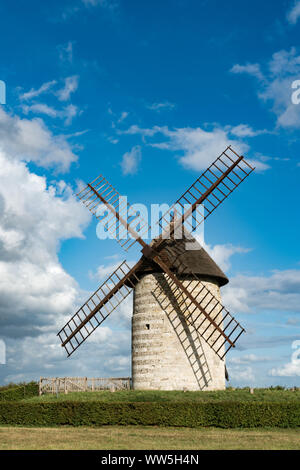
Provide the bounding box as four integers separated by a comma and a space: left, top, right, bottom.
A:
39, 377, 131, 395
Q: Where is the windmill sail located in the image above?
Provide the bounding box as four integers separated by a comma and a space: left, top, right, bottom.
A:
152, 271, 244, 360
149, 232, 245, 358
77, 174, 150, 251
157, 146, 254, 237
58, 260, 141, 356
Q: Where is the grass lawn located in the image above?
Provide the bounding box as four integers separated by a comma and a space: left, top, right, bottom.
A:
0, 426, 299, 450
24, 388, 300, 403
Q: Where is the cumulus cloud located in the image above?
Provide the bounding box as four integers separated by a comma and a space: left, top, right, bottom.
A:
3, 327, 131, 384
269, 361, 300, 377
89, 261, 123, 282
269, 340, 300, 376
0, 108, 77, 171
203, 242, 251, 272
155, 126, 246, 171
0, 108, 129, 384
0, 144, 97, 384
0, 152, 91, 339
0, 106, 108, 384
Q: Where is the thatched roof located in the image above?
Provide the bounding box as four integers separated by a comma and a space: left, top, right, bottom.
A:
135, 233, 229, 287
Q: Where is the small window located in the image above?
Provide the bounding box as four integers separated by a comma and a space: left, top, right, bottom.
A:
146, 323, 150, 330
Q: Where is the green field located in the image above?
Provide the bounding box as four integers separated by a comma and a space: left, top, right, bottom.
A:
24, 388, 300, 403
0, 426, 299, 450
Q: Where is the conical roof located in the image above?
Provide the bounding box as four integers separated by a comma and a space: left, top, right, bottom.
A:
135, 232, 229, 287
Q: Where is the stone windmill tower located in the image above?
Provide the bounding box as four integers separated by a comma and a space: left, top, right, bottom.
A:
132, 234, 229, 391
58, 147, 254, 390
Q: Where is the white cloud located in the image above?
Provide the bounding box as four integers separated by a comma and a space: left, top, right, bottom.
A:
3, 327, 131, 384
0, 150, 90, 344
120, 124, 269, 172
227, 124, 266, 138
228, 366, 255, 383
269, 362, 300, 377
63, 104, 79, 126
0, 108, 135, 384
117, 111, 129, 123
287, 317, 300, 325
82, 0, 118, 10
56, 76, 79, 101
89, 261, 122, 281
0, 108, 77, 171
58, 41, 74, 63
147, 101, 176, 112
269, 340, 300, 376
120, 124, 162, 138
20, 80, 57, 101
22, 103, 59, 118
60, 0, 118, 22
22, 102, 80, 126
287, 1, 300, 24
121, 145, 142, 175
231, 47, 300, 129
228, 354, 272, 365
230, 63, 264, 81
156, 126, 246, 171
0, 146, 133, 385
203, 242, 251, 272
222, 269, 300, 314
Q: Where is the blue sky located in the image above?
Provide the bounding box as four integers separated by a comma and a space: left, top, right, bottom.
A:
0, 0, 300, 387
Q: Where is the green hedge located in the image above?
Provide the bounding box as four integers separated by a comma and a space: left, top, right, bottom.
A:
0, 401, 299, 427
0, 382, 38, 401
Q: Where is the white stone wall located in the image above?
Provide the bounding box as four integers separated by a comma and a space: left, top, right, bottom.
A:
132, 273, 226, 391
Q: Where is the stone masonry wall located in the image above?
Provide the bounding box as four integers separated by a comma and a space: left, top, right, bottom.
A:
132, 273, 226, 391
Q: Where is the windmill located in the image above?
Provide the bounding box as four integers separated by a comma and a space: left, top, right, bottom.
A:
58, 146, 254, 391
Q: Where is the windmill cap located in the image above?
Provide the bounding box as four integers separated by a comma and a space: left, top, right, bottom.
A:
135, 232, 229, 287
